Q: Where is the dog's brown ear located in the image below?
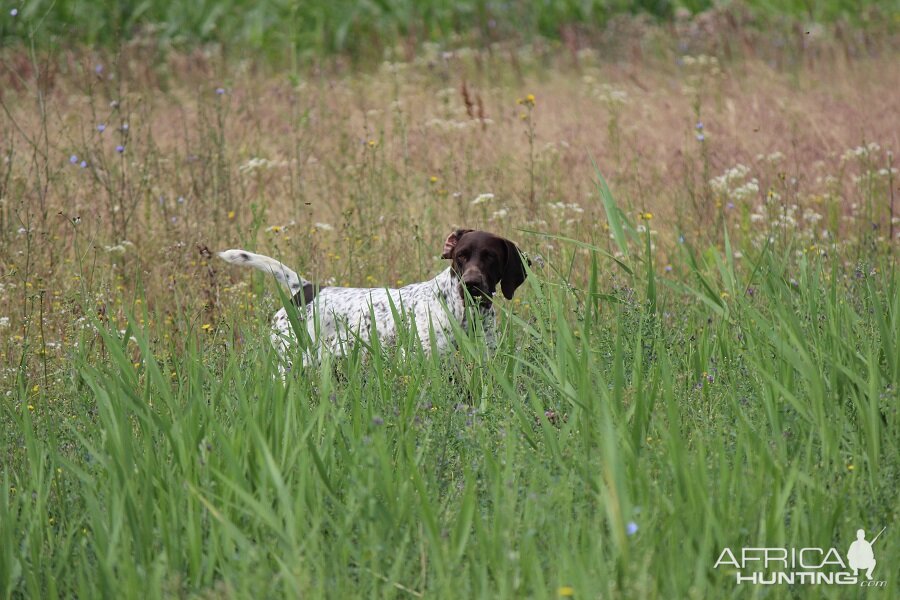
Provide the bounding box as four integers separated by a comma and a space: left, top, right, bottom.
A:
500, 240, 529, 299
441, 228, 474, 259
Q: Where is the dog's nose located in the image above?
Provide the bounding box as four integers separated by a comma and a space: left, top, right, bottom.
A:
463, 277, 488, 297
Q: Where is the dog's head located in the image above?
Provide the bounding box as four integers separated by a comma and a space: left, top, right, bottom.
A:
441, 229, 529, 304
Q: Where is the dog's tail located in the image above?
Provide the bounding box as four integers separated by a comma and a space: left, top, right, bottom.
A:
218, 249, 309, 295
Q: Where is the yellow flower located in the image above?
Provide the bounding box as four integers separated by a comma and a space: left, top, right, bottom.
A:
227, 210, 236, 220
429, 176, 438, 184
201, 323, 213, 332
847, 464, 855, 471
639, 212, 653, 221
367, 139, 378, 148
32, 384, 40, 393
27, 405, 34, 411
518, 94, 536, 107
720, 291, 729, 299
558, 586, 574, 597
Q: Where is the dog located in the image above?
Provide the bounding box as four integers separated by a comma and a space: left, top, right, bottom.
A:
219, 228, 528, 368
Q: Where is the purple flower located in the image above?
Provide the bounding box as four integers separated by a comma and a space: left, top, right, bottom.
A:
215, 87, 225, 95
79, 160, 87, 168
626, 521, 638, 536
11, 8, 18, 16
696, 133, 705, 142
371, 416, 384, 426
695, 121, 704, 130
177, 196, 185, 204
115, 145, 124, 153
664, 265, 673, 272
94, 64, 103, 75
69, 154, 78, 164
726, 202, 735, 209
97, 124, 106, 133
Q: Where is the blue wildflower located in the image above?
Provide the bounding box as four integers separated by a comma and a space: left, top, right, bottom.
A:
79, 160, 87, 168
216, 87, 225, 95
626, 521, 638, 536
115, 145, 124, 153
69, 154, 78, 164
696, 133, 705, 142
97, 124, 105, 133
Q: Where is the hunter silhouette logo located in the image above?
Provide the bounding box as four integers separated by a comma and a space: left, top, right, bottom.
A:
847, 527, 884, 580
714, 526, 887, 587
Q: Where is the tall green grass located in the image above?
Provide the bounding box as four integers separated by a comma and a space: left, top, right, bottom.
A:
2, 203, 896, 597
3, 0, 897, 59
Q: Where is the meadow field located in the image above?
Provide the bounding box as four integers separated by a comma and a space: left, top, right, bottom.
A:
1, 3, 899, 598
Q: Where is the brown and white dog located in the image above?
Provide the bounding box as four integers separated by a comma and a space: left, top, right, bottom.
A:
219, 229, 528, 369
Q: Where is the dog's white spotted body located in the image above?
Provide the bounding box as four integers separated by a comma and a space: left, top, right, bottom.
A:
270, 266, 496, 366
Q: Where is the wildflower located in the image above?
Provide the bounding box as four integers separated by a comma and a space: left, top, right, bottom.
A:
215, 87, 225, 95
695, 121, 703, 130
227, 210, 235, 220
720, 291, 729, 299
32, 384, 39, 393
847, 464, 855, 471
28, 404, 34, 411
94, 64, 103, 75
626, 521, 638, 536
371, 416, 384, 426
314, 222, 334, 231
97, 124, 106, 133
726, 202, 735, 209
558, 586, 574, 597
80, 160, 87, 168
517, 94, 536, 107
121, 123, 129, 131
201, 323, 213, 332
116, 145, 124, 153
664, 265, 673, 273
678, 235, 685, 243
266, 225, 283, 233
11, 8, 18, 16
639, 212, 653, 221
69, 154, 78, 164
471, 193, 495, 205
429, 176, 438, 184
0, 317, 8, 328
696, 133, 705, 142
367, 139, 377, 148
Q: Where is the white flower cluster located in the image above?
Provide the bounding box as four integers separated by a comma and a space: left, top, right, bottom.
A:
238, 157, 288, 174
103, 240, 135, 255
710, 164, 759, 202
547, 202, 584, 213
841, 142, 881, 163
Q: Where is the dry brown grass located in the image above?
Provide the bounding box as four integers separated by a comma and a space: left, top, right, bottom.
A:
1, 42, 898, 377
